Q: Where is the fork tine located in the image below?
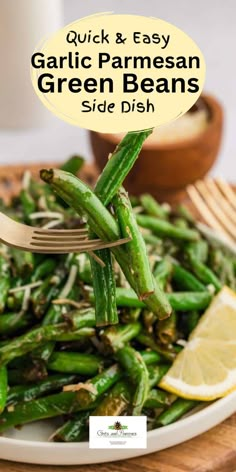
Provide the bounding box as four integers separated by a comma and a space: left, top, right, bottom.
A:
33, 228, 88, 235
187, 184, 234, 242
87, 238, 131, 249
205, 178, 236, 225
32, 234, 89, 242
29, 237, 131, 252
30, 240, 106, 249
195, 180, 236, 240
0, 211, 130, 255
215, 178, 236, 210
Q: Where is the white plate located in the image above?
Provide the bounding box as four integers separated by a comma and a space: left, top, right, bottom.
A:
0, 391, 236, 465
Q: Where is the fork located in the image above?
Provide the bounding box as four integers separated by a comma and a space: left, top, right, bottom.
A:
187, 178, 236, 253
0, 212, 130, 254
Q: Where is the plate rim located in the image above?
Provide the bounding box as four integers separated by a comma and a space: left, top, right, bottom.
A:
1, 389, 236, 449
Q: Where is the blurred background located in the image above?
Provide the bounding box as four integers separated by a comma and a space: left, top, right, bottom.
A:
0, 0, 235, 183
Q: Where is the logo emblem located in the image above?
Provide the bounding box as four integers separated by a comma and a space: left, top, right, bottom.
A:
108, 421, 128, 430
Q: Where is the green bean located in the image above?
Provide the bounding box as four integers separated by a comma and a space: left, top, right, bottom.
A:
89, 248, 118, 326
173, 218, 189, 229
221, 257, 236, 289
31, 258, 57, 282
186, 240, 208, 264
141, 310, 156, 329
227, 259, 236, 289
19, 189, 36, 223
42, 271, 79, 326
33, 343, 55, 364
130, 195, 139, 207
93, 380, 131, 416
91, 170, 118, 329
40, 169, 171, 319
52, 327, 95, 341
137, 333, 175, 362
154, 259, 173, 291
68, 308, 96, 330
75, 254, 92, 284
172, 264, 205, 292
173, 345, 183, 353
31, 275, 61, 318
143, 278, 172, 320
90, 158, 117, 328
37, 266, 79, 361
136, 215, 199, 241
148, 365, 170, 388
114, 288, 212, 311
6, 276, 25, 311
101, 321, 141, 351
144, 388, 170, 409
140, 350, 163, 365
186, 311, 200, 334
233, 260, 236, 275
7, 374, 78, 405
8, 361, 48, 385
48, 352, 102, 376
40, 169, 121, 246
156, 398, 199, 426
121, 307, 141, 323
186, 251, 221, 292
209, 248, 225, 275
176, 204, 195, 223
94, 130, 153, 206
116, 346, 149, 415
0, 340, 9, 348
157, 311, 177, 345
90, 133, 151, 328
90, 289, 132, 308
0, 323, 79, 365
0, 253, 10, 314
142, 232, 163, 247
6, 295, 17, 311
52, 411, 89, 442
60, 155, 85, 175
11, 248, 34, 278
140, 194, 168, 219
113, 188, 154, 300
75, 364, 122, 408
0, 311, 31, 336
0, 367, 7, 413
168, 292, 212, 311
30, 308, 96, 361
0, 392, 98, 432
40, 169, 129, 321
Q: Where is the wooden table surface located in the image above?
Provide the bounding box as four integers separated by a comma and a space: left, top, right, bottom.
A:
0, 164, 236, 472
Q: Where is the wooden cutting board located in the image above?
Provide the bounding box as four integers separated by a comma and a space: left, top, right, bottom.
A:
0, 163, 235, 472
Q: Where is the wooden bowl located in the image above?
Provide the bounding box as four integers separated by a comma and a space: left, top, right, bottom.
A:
90, 94, 223, 202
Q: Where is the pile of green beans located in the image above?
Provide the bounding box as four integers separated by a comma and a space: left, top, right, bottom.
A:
0, 137, 234, 442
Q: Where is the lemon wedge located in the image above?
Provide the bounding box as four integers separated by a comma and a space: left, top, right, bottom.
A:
160, 286, 236, 401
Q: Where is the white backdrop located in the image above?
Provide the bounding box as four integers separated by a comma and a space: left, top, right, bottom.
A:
0, 0, 235, 181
